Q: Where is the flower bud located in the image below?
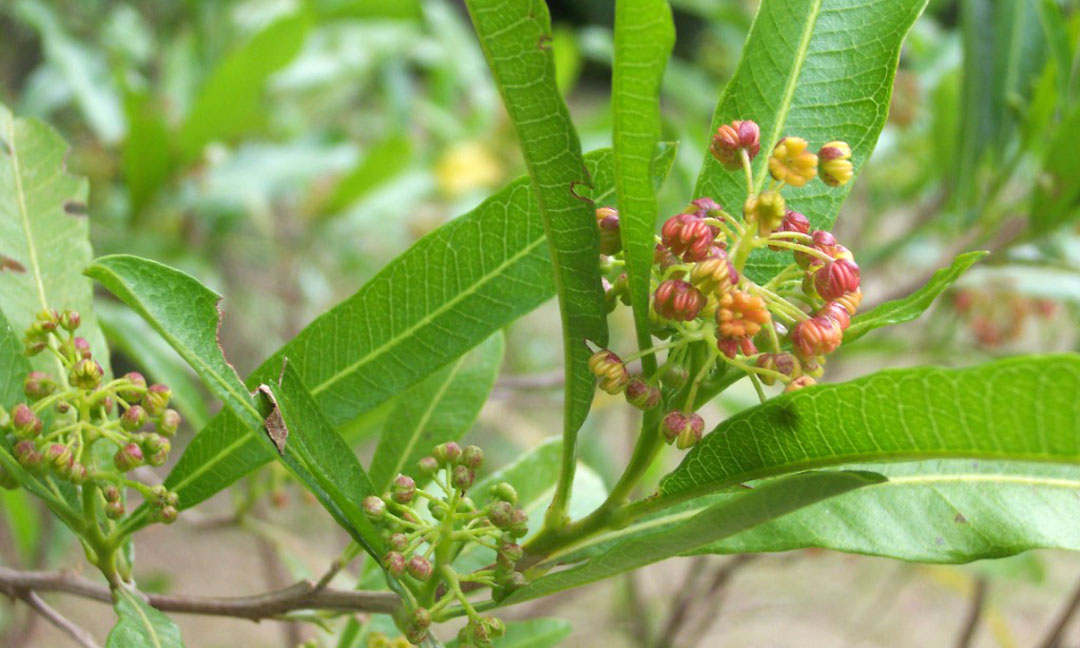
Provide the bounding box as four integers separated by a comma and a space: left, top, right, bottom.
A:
497, 543, 524, 570
661, 213, 717, 262
68, 462, 89, 484
654, 243, 681, 272
716, 291, 770, 339
508, 508, 529, 538
72, 337, 92, 360
35, 309, 59, 332
624, 377, 661, 411
121, 405, 148, 431
790, 315, 843, 359
709, 119, 760, 169
23, 372, 56, 401
428, 498, 447, 521
834, 288, 863, 315
142, 435, 171, 467
768, 136, 818, 187
743, 191, 786, 236
676, 413, 705, 450
818, 141, 853, 187
717, 336, 756, 359
596, 207, 622, 256
588, 349, 631, 395
143, 384, 171, 416
407, 556, 432, 581
416, 456, 439, 476
461, 445, 484, 469
23, 338, 47, 356
383, 551, 406, 577
114, 443, 144, 472
661, 411, 685, 444
821, 302, 851, 331
117, 372, 147, 404
785, 375, 817, 392
11, 404, 42, 439
660, 364, 689, 390
105, 500, 125, 519
814, 259, 860, 301
432, 441, 462, 465
44, 444, 73, 477
755, 353, 800, 386
14, 440, 42, 472
654, 279, 705, 321
687, 196, 723, 217
488, 501, 514, 528
769, 209, 811, 251
158, 505, 179, 524
103, 485, 121, 502
690, 252, 735, 296
69, 359, 103, 390
387, 533, 409, 552
490, 482, 518, 505
391, 475, 416, 504
156, 409, 181, 437
59, 310, 81, 332
451, 464, 475, 491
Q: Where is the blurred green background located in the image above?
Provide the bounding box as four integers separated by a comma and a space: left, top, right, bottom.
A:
1, 0, 1080, 646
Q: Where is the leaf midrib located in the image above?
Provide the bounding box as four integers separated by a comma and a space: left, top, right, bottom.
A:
120, 589, 164, 648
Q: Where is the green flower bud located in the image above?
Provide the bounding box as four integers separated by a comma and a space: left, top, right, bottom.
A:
391, 475, 416, 504
488, 501, 514, 528
143, 384, 171, 416
156, 409, 181, 437
432, 441, 461, 465
69, 359, 103, 390
451, 464, 475, 491
23, 372, 56, 401
121, 405, 148, 431
497, 543, 523, 569
117, 372, 147, 404
158, 505, 178, 524
416, 456, 439, 475
388, 533, 408, 552
114, 443, 144, 472
489, 482, 518, 505
59, 310, 81, 332
383, 551, 406, 577
105, 500, 125, 519
363, 496, 387, 520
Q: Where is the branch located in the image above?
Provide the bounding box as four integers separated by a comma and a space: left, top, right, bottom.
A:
18, 590, 101, 648
1038, 570, 1080, 648
0, 565, 399, 621
954, 576, 987, 648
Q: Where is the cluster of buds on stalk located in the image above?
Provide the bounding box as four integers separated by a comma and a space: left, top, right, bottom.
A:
0, 309, 181, 524
361, 441, 521, 646
594, 119, 862, 449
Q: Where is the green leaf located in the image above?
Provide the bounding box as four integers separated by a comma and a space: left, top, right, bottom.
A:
122, 89, 175, 215
264, 363, 386, 558
612, 0, 674, 373
323, 135, 412, 215
85, 255, 264, 433
155, 146, 674, 513
446, 618, 572, 648
178, 13, 311, 161
369, 333, 504, 492
502, 471, 881, 604
1034, 0, 1072, 113
1030, 106, 1080, 235
0, 101, 110, 375
97, 301, 210, 429
107, 588, 184, 648
845, 251, 986, 343
465, 0, 609, 514
658, 355, 1080, 507
693, 0, 928, 282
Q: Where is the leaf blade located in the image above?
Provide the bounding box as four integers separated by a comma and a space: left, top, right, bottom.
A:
107, 588, 184, 648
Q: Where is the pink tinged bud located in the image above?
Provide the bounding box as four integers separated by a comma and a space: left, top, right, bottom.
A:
433, 441, 462, 465
596, 207, 622, 256
661, 411, 687, 444
624, 377, 661, 411
661, 213, 717, 262
103, 485, 121, 502
105, 500, 126, 519
143, 384, 172, 416
142, 435, 171, 466
69, 462, 89, 484
35, 309, 59, 331
159, 506, 179, 524
69, 359, 103, 390
821, 302, 851, 331
756, 353, 800, 386
417, 456, 439, 475
690, 197, 723, 216
461, 445, 484, 469
383, 551, 406, 577
114, 443, 144, 472
654, 280, 705, 322
24, 372, 56, 401
488, 501, 514, 527
118, 372, 147, 404
388, 533, 409, 551
407, 555, 433, 581
451, 464, 475, 491
676, 413, 705, 450
785, 375, 817, 392
121, 405, 147, 431
12, 404, 42, 439
44, 444, 72, 475
14, 440, 42, 472
391, 474, 416, 504
710, 120, 761, 169
790, 316, 844, 359
411, 607, 432, 630
717, 337, 757, 359
814, 259, 861, 301
654, 243, 681, 272
498, 543, 524, 569
59, 310, 81, 331
157, 409, 181, 437
72, 337, 92, 360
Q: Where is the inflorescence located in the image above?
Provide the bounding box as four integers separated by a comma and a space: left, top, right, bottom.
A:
362, 441, 526, 646
0, 308, 181, 524
593, 119, 861, 450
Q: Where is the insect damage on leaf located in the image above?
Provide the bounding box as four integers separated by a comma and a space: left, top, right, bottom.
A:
0, 255, 25, 273
255, 384, 288, 456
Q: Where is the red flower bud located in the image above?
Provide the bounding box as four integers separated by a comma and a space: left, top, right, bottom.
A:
451, 464, 475, 491
121, 405, 147, 431
661, 213, 717, 262
820, 302, 851, 331
383, 551, 406, 577
11, 404, 42, 439
596, 207, 622, 256
114, 443, 144, 472
624, 377, 661, 411
72, 337, 92, 360
391, 474, 416, 504
790, 316, 843, 359
654, 280, 705, 321
407, 555, 433, 581
23, 372, 56, 401
709, 120, 761, 169
755, 353, 800, 386
813, 259, 860, 300
717, 336, 757, 359
118, 372, 147, 404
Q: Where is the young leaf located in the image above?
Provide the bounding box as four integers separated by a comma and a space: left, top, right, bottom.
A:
265, 363, 386, 558
107, 588, 185, 648
502, 470, 882, 604
1030, 106, 1080, 235
693, 0, 929, 282
153, 146, 674, 513
445, 618, 572, 648
464, 0, 609, 519
612, 0, 674, 372
844, 251, 986, 343
658, 355, 1080, 506
369, 333, 504, 492
179, 12, 311, 161
0, 101, 110, 375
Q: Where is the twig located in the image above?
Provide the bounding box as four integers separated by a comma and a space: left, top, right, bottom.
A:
654, 556, 709, 648
683, 555, 757, 648
18, 591, 101, 648
0, 565, 399, 620
955, 576, 987, 648
1038, 570, 1080, 648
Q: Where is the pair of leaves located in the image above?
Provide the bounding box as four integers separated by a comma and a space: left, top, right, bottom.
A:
693, 0, 929, 282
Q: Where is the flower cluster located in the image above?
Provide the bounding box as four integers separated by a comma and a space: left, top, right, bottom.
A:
0, 309, 181, 523
362, 442, 523, 646
593, 120, 861, 449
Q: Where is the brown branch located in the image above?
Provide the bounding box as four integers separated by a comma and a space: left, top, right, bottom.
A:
683, 554, 758, 648
1038, 570, 1080, 648
18, 590, 101, 648
654, 556, 709, 648
0, 565, 399, 622
954, 576, 987, 648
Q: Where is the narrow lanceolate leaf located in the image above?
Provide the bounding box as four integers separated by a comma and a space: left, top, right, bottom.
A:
658, 355, 1080, 507
465, 0, 609, 515
85, 255, 264, 433
266, 364, 385, 558
369, 332, 504, 492
845, 251, 986, 343
613, 0, 674, 372
107, 588, 184, 648
446, 618, 572, 648
694, 0, 928, 282
154, 147, 673, 514
1030, 106, 1080, 235
0, 102, 109, 374
502, 471, 882, 604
